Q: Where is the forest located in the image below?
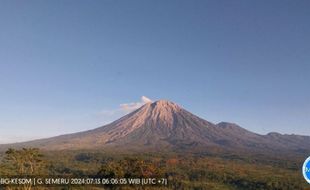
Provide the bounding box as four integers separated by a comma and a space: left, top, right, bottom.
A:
0, 148, 309, 190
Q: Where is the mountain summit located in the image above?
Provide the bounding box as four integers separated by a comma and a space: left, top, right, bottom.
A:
2, 100, 310, 154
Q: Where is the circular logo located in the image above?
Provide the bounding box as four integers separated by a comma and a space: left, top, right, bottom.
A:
303, 156, 310, 184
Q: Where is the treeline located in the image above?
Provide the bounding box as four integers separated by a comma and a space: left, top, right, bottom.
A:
0, 148, 308, 190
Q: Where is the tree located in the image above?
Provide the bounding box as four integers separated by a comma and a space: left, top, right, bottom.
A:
1, 148, 45, 190
4, 148, 44, 176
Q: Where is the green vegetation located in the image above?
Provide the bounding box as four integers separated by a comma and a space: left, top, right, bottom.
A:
2, 148, 45, 175
0, 148, 309, 190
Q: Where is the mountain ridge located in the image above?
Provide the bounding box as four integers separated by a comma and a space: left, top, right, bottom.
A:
1, 100, 309, 155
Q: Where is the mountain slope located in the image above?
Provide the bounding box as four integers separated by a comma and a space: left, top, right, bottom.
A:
1, 100, 310, 154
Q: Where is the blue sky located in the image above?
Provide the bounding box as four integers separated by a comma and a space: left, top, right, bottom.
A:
0, 0, 309, 143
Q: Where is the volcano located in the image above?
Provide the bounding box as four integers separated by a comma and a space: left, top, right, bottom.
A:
1, 100, 310, 154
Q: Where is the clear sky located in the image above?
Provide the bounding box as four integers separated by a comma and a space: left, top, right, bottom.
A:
0, 0, 309, 143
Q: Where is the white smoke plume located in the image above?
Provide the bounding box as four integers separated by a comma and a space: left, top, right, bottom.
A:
120, 96, 153, 112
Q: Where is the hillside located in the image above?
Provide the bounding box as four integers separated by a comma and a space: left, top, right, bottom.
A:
1, 100, 309, 155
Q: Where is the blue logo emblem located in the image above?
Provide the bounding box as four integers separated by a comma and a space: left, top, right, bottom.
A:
303, 156, 310, 184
